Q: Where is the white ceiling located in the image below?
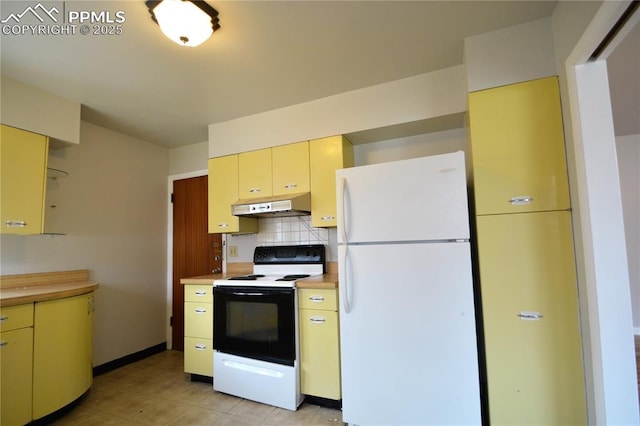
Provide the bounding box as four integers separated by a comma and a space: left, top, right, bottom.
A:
0, 1, 635, 148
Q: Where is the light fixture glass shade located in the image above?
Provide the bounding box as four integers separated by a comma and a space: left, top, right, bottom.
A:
153, 0, 213, 47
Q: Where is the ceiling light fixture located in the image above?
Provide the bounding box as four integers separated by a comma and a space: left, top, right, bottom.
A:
146, 0, 220, 47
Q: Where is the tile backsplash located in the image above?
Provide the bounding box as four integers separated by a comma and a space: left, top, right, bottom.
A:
257, 216, 329, 246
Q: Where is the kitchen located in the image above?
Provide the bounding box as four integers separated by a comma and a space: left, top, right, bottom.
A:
1, 1, 639, 425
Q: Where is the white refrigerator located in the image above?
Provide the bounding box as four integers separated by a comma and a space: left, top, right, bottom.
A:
336, 151, 482, 425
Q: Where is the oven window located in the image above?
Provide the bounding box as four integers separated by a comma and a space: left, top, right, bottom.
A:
227, 301, 278, 342
214, 286, 296, 366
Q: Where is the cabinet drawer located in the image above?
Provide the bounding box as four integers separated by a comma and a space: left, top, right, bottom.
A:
184, 285, 213, 303
184, 302, 213, 338
0, 303, 34, 332
184, 337, 214, 377
298, 289, 337, 311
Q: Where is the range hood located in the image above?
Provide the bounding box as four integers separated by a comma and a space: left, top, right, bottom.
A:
231, 192, 311, 217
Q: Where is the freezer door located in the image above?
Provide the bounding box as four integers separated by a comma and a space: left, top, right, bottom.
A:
336, 152, 470, 244
338, 242, 481, 425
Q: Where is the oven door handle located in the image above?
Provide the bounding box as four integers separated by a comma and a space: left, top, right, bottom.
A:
230, 291, 268, 296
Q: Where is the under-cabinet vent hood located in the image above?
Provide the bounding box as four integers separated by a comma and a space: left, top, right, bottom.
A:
231, 192, 311, 218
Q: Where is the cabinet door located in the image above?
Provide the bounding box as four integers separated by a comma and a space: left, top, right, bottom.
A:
309, 136, 354, 227
239, 148, 272, 199
0, 124, 49, 235
184, 337, 214, 377
184, 301, 213, 338
33, 293, 94, 420
272, 141, 310, 196
208, 155, 257, 234
476, 211, 586, 425
1, 327, 33, 426
469, 77, 570, 215
299, 309, 341, 399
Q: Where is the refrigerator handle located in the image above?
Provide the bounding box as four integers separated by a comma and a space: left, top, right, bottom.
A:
337, 176, 351, 313
339, 244, 352, 313
338, 176, 348, 244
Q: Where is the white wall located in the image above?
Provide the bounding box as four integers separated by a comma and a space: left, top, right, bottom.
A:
617, 134, 640, 332
1, 75, 81, 147
464, 18, 557, 92
168, 141, 208, 176
209, 66, 466, 157
0, 121, 169, 366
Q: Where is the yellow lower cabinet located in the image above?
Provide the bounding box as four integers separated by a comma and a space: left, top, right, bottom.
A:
184, 285, 214, 377
33, 293, 94, 420
1, 327, 33, 426
476, 211, 586, 425
298, 289, 341, 400
184, 337, 214, 377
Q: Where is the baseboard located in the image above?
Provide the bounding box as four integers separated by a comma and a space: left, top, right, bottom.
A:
93, 342, 167, 376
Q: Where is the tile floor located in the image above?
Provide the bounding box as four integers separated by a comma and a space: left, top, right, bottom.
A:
51, 350, 345, 425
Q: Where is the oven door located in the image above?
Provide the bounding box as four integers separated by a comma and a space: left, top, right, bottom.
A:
213, 286, 296, 366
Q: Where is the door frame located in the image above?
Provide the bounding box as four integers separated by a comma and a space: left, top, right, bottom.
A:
560, 1, 639, 423
166, 169, 208, 350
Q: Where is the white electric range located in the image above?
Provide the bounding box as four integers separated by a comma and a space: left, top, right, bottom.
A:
212, 244, 326, 411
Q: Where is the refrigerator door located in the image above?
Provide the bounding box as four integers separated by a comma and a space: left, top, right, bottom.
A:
338, 242, 481, 425
336, 152, 470, 244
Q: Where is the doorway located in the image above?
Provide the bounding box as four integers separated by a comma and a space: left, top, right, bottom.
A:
171, 175, 222, 351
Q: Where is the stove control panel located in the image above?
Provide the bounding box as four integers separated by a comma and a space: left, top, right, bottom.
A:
254, 244, 325, 266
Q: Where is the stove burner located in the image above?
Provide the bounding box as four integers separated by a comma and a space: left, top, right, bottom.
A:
275, 274, 311, 282
227, 274, 266, 281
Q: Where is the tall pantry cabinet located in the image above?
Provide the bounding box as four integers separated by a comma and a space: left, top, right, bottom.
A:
468, 77, 586, 425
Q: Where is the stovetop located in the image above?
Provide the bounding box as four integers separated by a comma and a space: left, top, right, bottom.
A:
215, 244, 326, 287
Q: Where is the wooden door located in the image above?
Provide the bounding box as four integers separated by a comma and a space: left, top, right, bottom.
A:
172, 176, 221, 351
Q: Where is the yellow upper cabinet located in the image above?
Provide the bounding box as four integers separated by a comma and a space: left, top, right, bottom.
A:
239, 148, 272, 199
272, 141, 310, 196
1, 124, 49, 235
208, 155, 257, 234
309, 135, 354, 227
468, 77, 570, 215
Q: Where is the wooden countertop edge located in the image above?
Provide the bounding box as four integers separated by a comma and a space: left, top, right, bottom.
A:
1, 281, 99, 307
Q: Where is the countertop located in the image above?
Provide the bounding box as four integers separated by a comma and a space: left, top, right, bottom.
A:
0, 270, 99, 307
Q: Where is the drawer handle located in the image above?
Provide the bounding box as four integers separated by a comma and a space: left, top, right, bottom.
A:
309, 296, 325, 302
195, 291, 207, 296
0, 315, 7, 322
249, 188, 261, 193
194, 344, 207, 350
321, 216, 335, 221
284, 183, 298, 189
218, 223, 229, 228
517, 311, 543, 320
310, 316, 326, 324
5, 220, 26, 227
0, 341, 7, 348
509, 196, 533, 205
195, 308, 207, 314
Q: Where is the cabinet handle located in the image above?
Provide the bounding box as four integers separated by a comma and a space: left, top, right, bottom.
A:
321, 215, 335, 221
0, 315, 7, 322
5, 220, 26, 227
249, 188, 261, 193
218, 223, 229, 228
0, 341, 7, 348
310, 316, 326, 324
195, 290, 207, 296
508, 196, 533, 205
194, 344, 207, 350
517, 311, 543, 320
309, 296, 325, 302
284, 183, 298, 189
195, 308, 207, 314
